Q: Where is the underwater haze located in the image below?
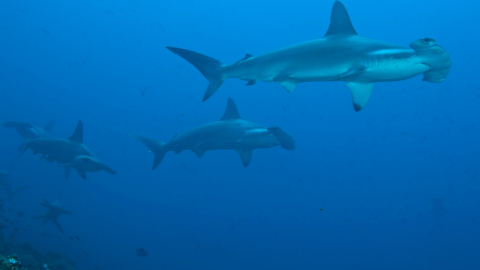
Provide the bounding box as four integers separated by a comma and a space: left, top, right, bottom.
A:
0, 0, 479, 269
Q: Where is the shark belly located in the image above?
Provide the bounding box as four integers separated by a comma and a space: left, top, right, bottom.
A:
354, 51, 430, 82
25, 139, 93, 164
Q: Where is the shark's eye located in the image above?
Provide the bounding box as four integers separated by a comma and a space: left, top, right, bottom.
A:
423, 38, 435, 44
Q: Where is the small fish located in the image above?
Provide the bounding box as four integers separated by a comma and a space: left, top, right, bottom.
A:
75, 235, 81, 240
140, 87, 147, 97
68, 236, 74, 241
318, 208, 323, 211
136, 247, 148, 257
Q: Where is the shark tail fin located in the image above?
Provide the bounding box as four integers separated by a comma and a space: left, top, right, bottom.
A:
166, 46, 225, 101
130, 134, 167, 170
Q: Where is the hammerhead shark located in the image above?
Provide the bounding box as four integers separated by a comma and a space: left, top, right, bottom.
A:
3, 120, 55, 140
19, 121, 116, 180
0, 170, 31, 201
32, 199, 72, 233
166, 1, 451, 111
131, 98, 294, 169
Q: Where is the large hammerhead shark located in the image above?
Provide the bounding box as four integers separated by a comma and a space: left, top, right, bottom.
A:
167, 1, 451, 111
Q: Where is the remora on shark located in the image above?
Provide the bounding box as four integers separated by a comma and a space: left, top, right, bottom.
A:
131, 98, 295, 169
166, 1, 451, 111
19, 121, 116, 180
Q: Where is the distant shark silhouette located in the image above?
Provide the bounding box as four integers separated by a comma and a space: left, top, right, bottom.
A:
3, 120, 55, 140
131, 98, 294, 169
32, 199, 72, 233
167, 1, 451, 111
0, 170, 31, 201
19, 121, 116, 180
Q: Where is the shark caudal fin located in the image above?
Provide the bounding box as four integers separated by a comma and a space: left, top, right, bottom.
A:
166, 47, 225, 101
130, 134, 167, 170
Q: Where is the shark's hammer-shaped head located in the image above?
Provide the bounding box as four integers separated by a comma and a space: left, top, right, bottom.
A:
268, 127, 295, 151
410, 38, 452, 83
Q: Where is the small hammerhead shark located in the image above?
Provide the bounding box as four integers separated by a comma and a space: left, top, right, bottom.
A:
32, 199, 72, 233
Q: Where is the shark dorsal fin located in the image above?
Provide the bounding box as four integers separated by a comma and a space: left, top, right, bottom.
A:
43, 120, 55, 132
324, 1, 357, 37
68, 121, 83, 143
220, 98, 241, 120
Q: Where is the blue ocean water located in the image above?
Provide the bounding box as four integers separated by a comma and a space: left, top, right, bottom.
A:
0, 0, 478, 269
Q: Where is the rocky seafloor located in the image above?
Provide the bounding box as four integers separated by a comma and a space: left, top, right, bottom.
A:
0, 231, 77, 270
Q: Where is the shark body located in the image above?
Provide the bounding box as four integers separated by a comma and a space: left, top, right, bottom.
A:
19, 121, 116, 179
132, 98, 294, 169
3, 120, 55, 140
167, 1, 451, 111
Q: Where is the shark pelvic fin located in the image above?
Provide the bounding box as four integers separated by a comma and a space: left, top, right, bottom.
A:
166, 46, 225, 102
346, 82, 374, 111
236, 149, 253, 167
246, 80, 256, 86
43, 120, 55, 133
192, 148, 205, 158
324, 1, 357, 37
220, 98, 241, 120
68, 121, 83, 143
279, 80, 298, 93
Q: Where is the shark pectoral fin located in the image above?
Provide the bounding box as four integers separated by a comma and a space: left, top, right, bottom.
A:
74, 167, 87, 180
346, 82, 374, 111
236, 149, 253, 167
245, 80, 256, 86
41, 218, 49, 226
279, 80, 298, 93
192, 148, 206, 158
64, 166, 72, 179
52, 219, 64, 233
